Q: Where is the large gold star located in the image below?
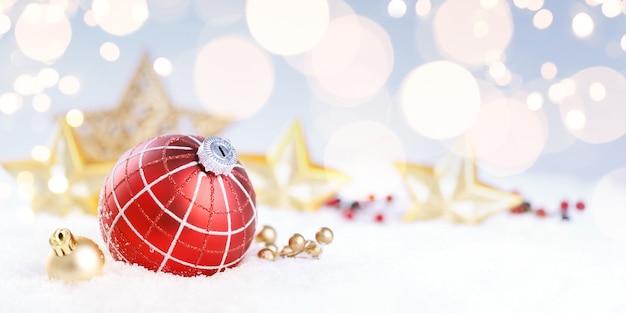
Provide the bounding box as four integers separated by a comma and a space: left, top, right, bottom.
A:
2, 120, 115, 215
398, 141, 522, 223
73, 53, 231, 163
239, 121, 350, 211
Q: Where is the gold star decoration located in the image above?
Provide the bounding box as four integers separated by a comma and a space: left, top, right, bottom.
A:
73, 53, 231, 163
397, 141, 522, 224
2, 120, 115, 215
239, 121, 351, 211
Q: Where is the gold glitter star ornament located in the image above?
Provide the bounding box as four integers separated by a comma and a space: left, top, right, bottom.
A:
398, 142, 522, 223
73, 53, 231, 163
2, 120, 115, 215
239, 121, 350, 211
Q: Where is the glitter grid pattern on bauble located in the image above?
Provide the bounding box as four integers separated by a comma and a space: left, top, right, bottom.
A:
98, 135, 257, 277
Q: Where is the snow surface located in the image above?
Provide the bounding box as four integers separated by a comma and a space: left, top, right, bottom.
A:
1, 173, 626, 313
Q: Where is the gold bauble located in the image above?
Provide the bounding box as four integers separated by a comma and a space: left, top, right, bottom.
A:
255, 225, 277, 245
315, 227, 334, 245
304, 241, 322, 258
288, 233, 306, 252
257, 248, 276, 261
265, 243, 279, 254
46, 228, 105, 282
279, 246, 295, 257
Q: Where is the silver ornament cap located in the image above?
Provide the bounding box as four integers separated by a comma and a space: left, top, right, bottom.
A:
197, 136, 238, 176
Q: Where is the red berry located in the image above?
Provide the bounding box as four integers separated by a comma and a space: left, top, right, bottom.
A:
536, 208, 547, 217
343, 210, 354, 220
576, 201, 585, 211
374, 213, 384, 223
386, 195, 393, 203
560, 201, 569, 212
326, 197, 340, 207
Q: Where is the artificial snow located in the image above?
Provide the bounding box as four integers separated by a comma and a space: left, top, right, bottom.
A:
1, 173, 625, 313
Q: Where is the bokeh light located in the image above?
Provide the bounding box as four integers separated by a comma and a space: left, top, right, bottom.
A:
194, 36, 274, 120
92, 0, 149, 36
31, 145, 50, 162
83, 10, 97, 26
310, 89, 393, 139
476, 98, 547, 176
246, 0, 329, 55
584, 0, 603, 6
601, 0, 622, 18
513, 0, 529, 9
282, 1, 357, 77
415, 0, 432, 16
32, 93, 51, 112
488, 61, 506, 79
324, 120, 405, 197
16, 171, 33, 185
560, 78, 576, 96
592, 168, 626, 243
529, 82, 577, 154
572, 12, 594, 38
58, 75, 80, 95
433, 0, 513, 66
526, 0, 544, 11
0, 13, 10, 34
480, 0, 499, 10
447, 89, 511, 158
400, 61, 481, 140
37, 68, 59, 88
540, 62, 557, 79
494, 70, 513, 86
560, 66, 626, 143
526, 92, 544, 111
194, 0, 243, 25
565, 109, 586, 130
473, 21, 488, 39
153, 57, 173, 77
548, 82, 566, 103
533, 9, 553, 29
15, 4, 72, 62
0, 0, 17, 13
388, 0, 407, 18
99, 41, 120, 62
13, 74, 39, 95
0, 93, 22, 114
65, 109, 84, 127
48, 175, 68, 194
589, 82, 606, 102
312, 16, 393, 102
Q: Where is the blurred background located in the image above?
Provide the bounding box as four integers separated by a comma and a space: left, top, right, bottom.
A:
0, 0, 624, 207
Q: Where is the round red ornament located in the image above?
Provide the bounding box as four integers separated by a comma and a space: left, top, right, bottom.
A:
98, 135, 257, 276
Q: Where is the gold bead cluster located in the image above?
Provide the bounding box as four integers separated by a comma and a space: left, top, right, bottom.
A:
255, 225, 334, 261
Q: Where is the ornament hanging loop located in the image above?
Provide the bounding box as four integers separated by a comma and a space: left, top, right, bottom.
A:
49, 228, 76, 257
197, 136, 238, 175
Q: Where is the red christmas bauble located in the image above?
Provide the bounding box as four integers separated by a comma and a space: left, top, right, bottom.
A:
98, 135, 257, 276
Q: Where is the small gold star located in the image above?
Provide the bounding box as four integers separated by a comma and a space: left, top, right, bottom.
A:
239, 121, 350, 211
398, 141, 522, 223
2, 120, 115, 215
